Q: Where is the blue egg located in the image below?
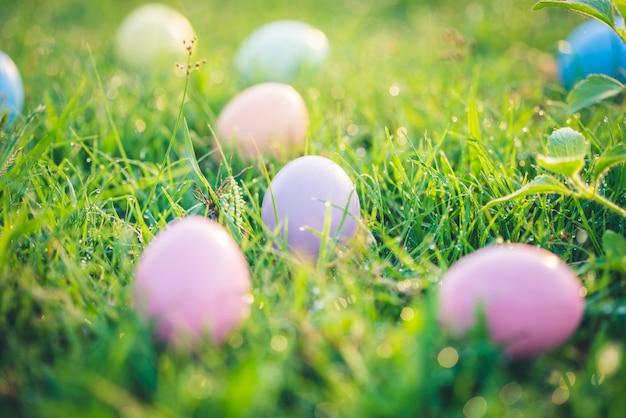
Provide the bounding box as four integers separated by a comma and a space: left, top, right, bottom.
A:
557, 20, 626, 89
0, 51, 24, 123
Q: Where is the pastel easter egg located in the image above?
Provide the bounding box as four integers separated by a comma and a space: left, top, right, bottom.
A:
134, 216, 251, 346
0, 51, 24, 123
261, 155, 360, 261
557, 19, 626, 89
438, 244, 585, 358
216, 82, 308, 159
235, 20, 329, 83
115, 3, 195, 71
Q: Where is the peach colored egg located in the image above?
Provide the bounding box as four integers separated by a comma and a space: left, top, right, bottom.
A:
134, 216, 251, 346
438, 244, 585, 358
216, 82, 308, 159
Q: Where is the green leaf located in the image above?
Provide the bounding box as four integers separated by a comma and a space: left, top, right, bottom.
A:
592, 143, 626, 180
533, 0, 616, 29
567, 74, 624, 114
603, 230, 626, 271
483, 174, 574, 209
617, 0, 626, 16
546, 127, 588, 157
536, 154, 586, 178
536, 127, 589, 177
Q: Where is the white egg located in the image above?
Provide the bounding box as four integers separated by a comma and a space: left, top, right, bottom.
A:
235, 20, 329, 82
115, 3, 195, 71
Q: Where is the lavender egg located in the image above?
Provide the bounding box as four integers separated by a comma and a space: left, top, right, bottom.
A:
261, 155, 360, 260
438, 244, 585, 358
134, 216, 251, 346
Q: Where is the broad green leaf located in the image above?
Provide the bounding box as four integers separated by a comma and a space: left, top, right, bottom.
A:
603, 230, 626, 271
536, 127, 588, 177
567, 74, 624, 114
592, 143, 626, 180
536, 154, 586, 177
546, 127, 588, 157
483, 174, 574, 209
533, 0, 615, 29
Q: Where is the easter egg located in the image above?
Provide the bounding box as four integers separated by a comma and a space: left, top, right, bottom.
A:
115, 3, 195, 71
557, 19, 626, 89
0, 51, 24, 123
438, 244, 585, 358
134, 216, 251, 346
235, 20, 329, 82
261, 155, 360, 260
216, 82, 308, 159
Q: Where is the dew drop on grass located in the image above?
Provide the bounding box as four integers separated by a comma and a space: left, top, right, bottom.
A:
598, 343, 622, 376
271, 335, 288, 352
437, 347, 459, 368
499, 382, 523, 406
463, 396, 487, 418
551, 387, 569, 405
591, 372, 606, 386
186, 374, 213, 399
376, 343, 392, 358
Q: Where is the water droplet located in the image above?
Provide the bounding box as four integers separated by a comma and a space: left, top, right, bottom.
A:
438, 347, 459, 368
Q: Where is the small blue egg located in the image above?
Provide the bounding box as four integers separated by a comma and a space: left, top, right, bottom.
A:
557, 20, 626, 89
0, 51, 24, 123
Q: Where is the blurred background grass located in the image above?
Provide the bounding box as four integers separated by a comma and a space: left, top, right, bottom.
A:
1, 0, 625, 417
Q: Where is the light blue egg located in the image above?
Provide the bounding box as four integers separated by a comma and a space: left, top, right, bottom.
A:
235, 20, 329, 83
557, 20, 626, 89
0, 51, 24, 123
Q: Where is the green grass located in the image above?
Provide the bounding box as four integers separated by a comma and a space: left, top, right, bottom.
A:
1, 0, 626, 416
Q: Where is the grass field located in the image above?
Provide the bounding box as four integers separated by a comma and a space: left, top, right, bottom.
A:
1, 0, 626, 416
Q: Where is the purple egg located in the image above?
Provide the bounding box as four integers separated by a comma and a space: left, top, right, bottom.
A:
438, 244, 585, 358
261, 155, 361, 260
134, 216, 251, 346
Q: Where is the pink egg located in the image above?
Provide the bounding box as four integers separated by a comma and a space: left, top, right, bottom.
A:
437, 244, 585, 357
134, 216, 251, 346
261, 155, 360, 260
216, 82, 308, 159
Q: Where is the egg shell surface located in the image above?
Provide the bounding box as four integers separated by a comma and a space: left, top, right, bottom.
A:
216, 82, 308, 160
261, 155, 360, 260
437, 244, 585, 358
115, 3, 195, 71
0, 51, 24, 122
134, 216, 251, 346
235, 20, 329, 83
558, 19, 626, 89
